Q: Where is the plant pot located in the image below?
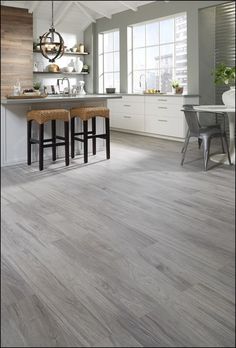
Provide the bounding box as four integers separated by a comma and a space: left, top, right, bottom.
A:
222, 86, 235, 107
175, 87, 183, 94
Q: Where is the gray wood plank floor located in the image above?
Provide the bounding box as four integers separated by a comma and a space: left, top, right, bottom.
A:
1, 131, 235, 347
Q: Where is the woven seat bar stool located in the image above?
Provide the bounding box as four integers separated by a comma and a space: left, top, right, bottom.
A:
27, 109, 70, 171
70, 107, 110, 163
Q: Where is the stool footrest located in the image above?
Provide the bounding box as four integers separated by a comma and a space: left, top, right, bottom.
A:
74, 137, 84, 142
74, 134, 106, 142
74, 131, 93, 136
43, 142, 65, 148
88, 134, 106, 139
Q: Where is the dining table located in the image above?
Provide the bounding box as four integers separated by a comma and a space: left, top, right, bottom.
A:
193, 105, 235, 165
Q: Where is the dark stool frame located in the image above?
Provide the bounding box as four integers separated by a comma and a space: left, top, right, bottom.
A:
71, 117, 110, 163
27, 120, 69, 171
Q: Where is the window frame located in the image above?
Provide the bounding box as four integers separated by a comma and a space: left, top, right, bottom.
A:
98, 29, 120, 93
128, 12, 187, 94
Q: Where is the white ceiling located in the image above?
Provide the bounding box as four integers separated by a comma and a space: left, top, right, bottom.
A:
1, 1, 155, 30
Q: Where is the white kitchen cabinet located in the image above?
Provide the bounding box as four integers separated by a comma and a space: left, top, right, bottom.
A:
108, 95, 199, 140
145, 116, 181, 138
144, 96, 187, 138
108, 96, 145, 132
111, 114, 145, 132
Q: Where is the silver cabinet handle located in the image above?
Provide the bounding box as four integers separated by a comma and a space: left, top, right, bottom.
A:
158, 106, 168, 109
123, 104, 131, 107
157, 99, 167, 102
123, 115, 132, 118
158, 119, 168, 122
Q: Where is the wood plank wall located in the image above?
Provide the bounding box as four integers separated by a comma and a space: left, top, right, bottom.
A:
1, 6, 33, 98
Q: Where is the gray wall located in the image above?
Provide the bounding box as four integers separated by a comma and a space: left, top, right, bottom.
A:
215, 1, 235, 104
198, 2, 235, 130
199, 6, 216, 105
85, 0, 227, 94
84, 23, 95, 94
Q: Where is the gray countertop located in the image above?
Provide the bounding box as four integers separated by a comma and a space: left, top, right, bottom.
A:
1, 94, 122, 105
119, 93, 199, 97
1, 93, 199, 105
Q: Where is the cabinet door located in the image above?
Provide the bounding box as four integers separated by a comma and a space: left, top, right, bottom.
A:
108, 97, 145, 115
145, 102, 183, 118
145, 116, 181, 137
108, 96, 145, 131
144, 96, 185, 138
111, 113, 145, 132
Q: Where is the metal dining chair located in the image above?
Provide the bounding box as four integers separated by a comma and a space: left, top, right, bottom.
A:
181, 104, 224, 153
181, 108, 231, 171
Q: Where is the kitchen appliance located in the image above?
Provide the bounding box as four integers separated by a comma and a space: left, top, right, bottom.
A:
106, 88, 116, 94
77, 81, 86, 95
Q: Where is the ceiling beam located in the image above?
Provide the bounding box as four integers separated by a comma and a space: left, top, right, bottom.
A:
73, 1, 96, 23
54, 1, 73, 26
78, 1, 111, 19
119, 1, 137, 12
28, 1, 40, 14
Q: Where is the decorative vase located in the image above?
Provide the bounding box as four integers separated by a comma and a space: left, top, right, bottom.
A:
68, 59, 75, 72
222, 86, 235, 108
33, 62, 38, 72
75, 57, 83, 73
79, 43, 84, 53
175, 86, 183, 94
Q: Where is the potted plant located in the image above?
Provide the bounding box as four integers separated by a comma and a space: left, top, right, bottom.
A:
212, 63, 235, 107
213, 63, 235, 85
33, 81, 41, 95
172, 80, 183, 94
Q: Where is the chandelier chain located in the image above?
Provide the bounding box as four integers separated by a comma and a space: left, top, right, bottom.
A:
51, 0, 54, 28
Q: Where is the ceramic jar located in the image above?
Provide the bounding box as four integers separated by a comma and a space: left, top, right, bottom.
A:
79, 43, 84, 53
75, 57, 83, 73
222, 86, 235, 108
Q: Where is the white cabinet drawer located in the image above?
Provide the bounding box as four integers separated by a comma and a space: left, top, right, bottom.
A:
145, 96, 184, 106
122, 96, 145, 104
111, 113, 145, 132
145, 116, 182, 137
145, 103, 183, 118
108, 97, 144, 115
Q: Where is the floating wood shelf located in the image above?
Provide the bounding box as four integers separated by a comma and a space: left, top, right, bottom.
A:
33, 50, 89, 56
33, 71, 89, 75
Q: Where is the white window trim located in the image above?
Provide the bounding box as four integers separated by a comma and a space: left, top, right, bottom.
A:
98, 29, 120, 93
128, 12, 187, 93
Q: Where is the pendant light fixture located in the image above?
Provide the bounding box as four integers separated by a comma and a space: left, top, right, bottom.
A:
39, 0, 64, 62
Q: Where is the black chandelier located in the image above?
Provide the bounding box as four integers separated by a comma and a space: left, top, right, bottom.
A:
39, 1, 64, 62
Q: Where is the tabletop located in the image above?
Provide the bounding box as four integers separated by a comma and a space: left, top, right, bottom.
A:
193, 105, 235, 113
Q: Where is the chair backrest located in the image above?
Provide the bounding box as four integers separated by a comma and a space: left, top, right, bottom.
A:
181, 108, 201, 136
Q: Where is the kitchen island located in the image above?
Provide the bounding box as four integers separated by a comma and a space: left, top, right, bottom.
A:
1, 94, 122, 166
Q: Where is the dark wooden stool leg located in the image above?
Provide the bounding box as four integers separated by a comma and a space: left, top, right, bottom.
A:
105, 117, 110, 159
51, 120, 56, 161
27, 120, 32, 165
92, 117, 96, 155
83, 120, 88, 163
71, 117, 75, 158
64, 121, 69, 166
39, 123, 44, 171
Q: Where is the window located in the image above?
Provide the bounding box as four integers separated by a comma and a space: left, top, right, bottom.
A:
98, 30, 120, 93
128, 13, 187, 94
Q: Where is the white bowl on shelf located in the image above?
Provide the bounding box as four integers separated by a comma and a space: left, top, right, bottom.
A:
63, 67, 74, 73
